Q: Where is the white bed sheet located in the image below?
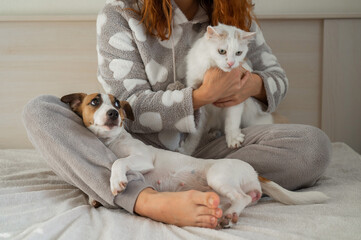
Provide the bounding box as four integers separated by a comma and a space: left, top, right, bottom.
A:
1, 142, 360, 240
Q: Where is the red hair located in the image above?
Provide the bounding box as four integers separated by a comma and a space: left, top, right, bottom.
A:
131, 0, 256, 41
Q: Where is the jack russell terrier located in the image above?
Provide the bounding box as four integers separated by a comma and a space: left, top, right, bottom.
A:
61, 93, 329, 228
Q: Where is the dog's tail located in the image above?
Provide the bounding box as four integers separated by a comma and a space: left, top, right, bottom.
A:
258, 176, 329, 205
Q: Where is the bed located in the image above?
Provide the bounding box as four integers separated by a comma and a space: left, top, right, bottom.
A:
1, 142, 360, 240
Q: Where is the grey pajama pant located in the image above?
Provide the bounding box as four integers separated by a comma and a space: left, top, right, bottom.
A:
23, 95, 331, 214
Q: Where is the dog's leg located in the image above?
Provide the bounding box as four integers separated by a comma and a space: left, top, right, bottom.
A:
110, 158, 130, 196
219, 187, 252, 228
88, 197, 102, 208
206, 159, 257, 228
212, 183, 252, 228
110, 154, 154, 196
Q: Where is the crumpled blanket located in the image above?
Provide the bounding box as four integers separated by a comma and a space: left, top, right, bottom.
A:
1, 142, 360, 240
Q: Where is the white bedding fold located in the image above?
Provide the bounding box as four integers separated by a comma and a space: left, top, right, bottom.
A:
1, 143, 360, 240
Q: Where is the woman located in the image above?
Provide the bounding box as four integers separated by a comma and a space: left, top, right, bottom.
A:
23, 0, 331, 229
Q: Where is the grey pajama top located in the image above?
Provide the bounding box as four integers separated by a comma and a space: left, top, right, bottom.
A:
96, 0, 289, 150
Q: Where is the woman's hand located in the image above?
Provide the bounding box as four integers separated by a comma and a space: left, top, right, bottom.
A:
192, 67, 243, 110
192, 67, 267, 110
213, 71, 267, 108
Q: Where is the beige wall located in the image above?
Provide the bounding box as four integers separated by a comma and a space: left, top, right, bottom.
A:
0, 0, 103, 15
1, 0, 361, 16
254, 0, 361, 16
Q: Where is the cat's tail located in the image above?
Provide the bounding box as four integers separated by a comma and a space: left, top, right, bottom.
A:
258, 176, 329, 205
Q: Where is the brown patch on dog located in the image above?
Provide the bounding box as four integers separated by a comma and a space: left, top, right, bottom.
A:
108, 95, 118, 109
108, 94, 134, 122
81, 93, 102, 127
107, 94, 124, 122
61, 93, 104, 127
258, 176, 271, 183
62, 92, 134, 128
119, 101, 134, 121
61, 93, 87, 117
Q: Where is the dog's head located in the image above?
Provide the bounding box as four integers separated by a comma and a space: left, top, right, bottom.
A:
61, 93, 134, 139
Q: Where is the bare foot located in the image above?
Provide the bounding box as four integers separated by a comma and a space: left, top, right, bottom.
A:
134, 188, 222, 228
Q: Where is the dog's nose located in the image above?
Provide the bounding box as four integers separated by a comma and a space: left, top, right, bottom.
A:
107, 109, 119, 120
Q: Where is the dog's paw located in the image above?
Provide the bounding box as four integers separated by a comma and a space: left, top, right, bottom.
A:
110, 173, 128, 196
226, 131, 245, 148
217, 212, 239, 229
88, 197, 102, 208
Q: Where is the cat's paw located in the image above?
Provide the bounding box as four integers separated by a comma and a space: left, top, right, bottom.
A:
226, 131, 245, 148
110, 172, 128, 196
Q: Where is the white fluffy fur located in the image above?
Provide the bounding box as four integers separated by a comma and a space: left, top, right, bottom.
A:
67, 93, 329, 228
178, 24, 273, 155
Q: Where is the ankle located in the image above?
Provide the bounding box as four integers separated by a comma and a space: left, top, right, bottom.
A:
134, 188, 157, 216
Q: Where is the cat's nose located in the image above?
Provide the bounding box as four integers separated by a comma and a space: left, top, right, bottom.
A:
227, 61, 234, 67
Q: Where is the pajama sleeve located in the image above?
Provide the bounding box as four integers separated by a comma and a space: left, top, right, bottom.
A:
97, 4, 197, 134
247, 21, 289, 113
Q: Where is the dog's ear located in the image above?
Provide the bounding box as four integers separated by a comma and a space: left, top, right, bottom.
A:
61, 93, 87, 117
119, 101, 134, 121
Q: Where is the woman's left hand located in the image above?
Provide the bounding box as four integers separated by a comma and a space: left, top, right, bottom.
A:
212, 70, 267, 108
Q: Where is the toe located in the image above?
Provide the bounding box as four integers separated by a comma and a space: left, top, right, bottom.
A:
206, 192, 220, 208
196, 215, 218, 229
190, 190, 220, 209
197, 206, 222, 218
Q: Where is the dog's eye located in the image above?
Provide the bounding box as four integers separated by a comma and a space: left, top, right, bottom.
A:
236, 51, 242, 56
218, 49, 227, 55
90, 99, 99, 106
114, 100, 120, 109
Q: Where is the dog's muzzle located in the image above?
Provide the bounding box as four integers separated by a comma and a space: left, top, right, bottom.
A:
104, 109, 120, 128
107, 109, 119, 121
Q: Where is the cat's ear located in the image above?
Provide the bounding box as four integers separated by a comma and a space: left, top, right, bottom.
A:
242, 32, 256, 40
206, 26, 220, 39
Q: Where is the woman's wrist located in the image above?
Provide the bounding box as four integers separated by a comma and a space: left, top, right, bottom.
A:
134, 187, 157, 216
192, 87, 214, 110
250, 73, 267, 104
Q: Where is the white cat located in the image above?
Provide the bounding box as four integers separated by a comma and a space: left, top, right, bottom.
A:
178, 23, 273, 155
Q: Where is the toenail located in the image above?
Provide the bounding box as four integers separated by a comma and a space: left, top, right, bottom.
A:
208, 198, 214, 205
211, 217, 215, 223
216, 209, 221, 215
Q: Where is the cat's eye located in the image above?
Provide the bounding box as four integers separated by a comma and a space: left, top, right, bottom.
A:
236, 51, 243, 56
218, 49, 227, 55
114, 99, 120, 109
90, 98, 99, 106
